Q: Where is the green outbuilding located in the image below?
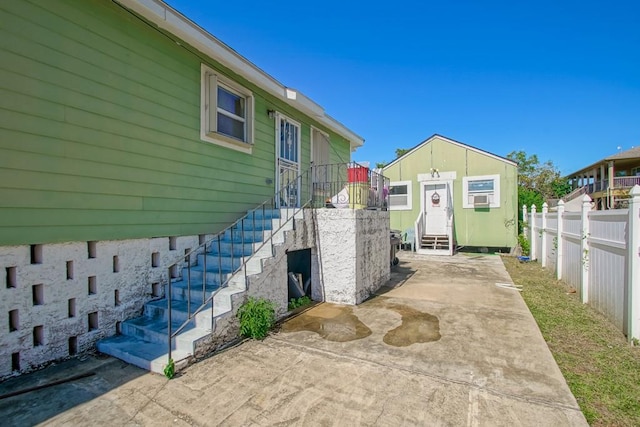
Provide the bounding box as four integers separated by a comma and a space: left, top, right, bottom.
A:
383, 135, 518, 254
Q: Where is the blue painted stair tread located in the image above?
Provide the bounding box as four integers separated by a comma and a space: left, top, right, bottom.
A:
97, 207, 293, 373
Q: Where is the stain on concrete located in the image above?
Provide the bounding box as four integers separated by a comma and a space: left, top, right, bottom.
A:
381, 303, 441, 347
281, 304, 372, 342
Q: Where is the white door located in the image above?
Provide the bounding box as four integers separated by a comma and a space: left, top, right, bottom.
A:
276, 114, 301, 207
424, 183, 449, 235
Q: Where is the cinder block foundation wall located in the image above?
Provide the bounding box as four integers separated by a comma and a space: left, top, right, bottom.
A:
0, 235, 204, 379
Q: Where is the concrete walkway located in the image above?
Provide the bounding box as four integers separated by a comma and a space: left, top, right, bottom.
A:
0, 253, 587, 426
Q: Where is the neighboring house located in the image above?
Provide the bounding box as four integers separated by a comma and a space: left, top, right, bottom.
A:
563, 147, 640, 210
0, 0, 390, 377
383, 135, 518, 254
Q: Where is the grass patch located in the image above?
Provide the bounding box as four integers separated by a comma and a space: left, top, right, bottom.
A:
502, 256, 640, 426
288, 296, 312, 311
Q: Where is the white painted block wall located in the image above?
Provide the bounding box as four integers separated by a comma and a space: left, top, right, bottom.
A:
0, 234, 204, 379
0, 209, 391, 379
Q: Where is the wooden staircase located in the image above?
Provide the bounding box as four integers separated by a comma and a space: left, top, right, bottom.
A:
420, 234, 449, 251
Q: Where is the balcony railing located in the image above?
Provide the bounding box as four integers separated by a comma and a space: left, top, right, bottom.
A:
566, 176, 640, 202
310, 163, 389, 210
613, 176, 640, 189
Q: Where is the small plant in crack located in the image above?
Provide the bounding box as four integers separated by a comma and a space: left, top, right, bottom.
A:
164, 358, 175, 379
237, 297, 276, 340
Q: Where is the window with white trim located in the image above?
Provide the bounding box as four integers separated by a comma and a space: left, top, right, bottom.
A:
389, 180, 412, 210
201, 64, 254, 152
462, 174, 500, 208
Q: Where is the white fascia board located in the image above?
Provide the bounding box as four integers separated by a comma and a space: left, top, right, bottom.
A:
384, 134, 516, 169
115, 0, 364, 150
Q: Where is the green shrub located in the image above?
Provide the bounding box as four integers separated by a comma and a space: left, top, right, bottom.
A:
288, 296, 312, 311
237, 297, 276, 340
518, 233, 530, 256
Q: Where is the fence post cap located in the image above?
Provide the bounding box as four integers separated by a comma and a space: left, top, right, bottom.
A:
542, 202, 549, 208
581, 194, 593, 203
557, 200, 565, 207
630, 185, 640, 197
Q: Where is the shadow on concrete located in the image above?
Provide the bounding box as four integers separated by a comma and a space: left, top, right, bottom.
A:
376, 256, 417, 296
0, 353, 148, 427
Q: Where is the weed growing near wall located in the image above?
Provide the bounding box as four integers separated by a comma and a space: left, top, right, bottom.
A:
237, 297, 276, 340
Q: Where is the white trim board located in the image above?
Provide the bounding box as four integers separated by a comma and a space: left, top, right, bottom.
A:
384, 134, 516, 169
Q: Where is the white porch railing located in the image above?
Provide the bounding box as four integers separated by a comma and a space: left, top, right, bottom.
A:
524, 185, 640, 342
447, 208, 454, 255
414, 211, 424, 251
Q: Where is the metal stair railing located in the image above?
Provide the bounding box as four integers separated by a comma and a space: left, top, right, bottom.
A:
165, 163, 389, 365
414, 211, 424, 249
165, 167, 313, 365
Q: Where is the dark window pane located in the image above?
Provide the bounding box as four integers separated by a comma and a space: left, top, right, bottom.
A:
217, 86, 245, 117
468, 179, 494, 192
217, 113, 245, 140
389, 185, 408, 195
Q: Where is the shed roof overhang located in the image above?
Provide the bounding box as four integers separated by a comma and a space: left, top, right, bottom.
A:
114, 0, 364, 152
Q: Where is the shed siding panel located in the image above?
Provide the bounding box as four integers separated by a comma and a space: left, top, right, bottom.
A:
385, 136, 517, 248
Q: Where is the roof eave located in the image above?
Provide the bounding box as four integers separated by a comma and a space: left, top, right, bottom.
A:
383, 134, 516, 169
114, 0, 364, 150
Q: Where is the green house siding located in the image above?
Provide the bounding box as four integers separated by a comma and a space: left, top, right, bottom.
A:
0, 0, 350, 246
384, 136, 517, 248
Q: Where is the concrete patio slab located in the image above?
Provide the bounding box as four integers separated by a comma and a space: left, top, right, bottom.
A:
0, 252, 587, 426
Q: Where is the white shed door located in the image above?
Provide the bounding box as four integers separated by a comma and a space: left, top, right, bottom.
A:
424, 183, 449, 235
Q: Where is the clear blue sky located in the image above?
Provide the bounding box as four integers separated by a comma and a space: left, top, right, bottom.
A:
166, 0, 639, 175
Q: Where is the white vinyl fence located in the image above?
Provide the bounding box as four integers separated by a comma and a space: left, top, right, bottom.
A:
523, 185, 640, 341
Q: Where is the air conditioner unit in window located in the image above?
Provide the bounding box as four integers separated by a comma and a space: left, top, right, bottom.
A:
473, 194, 490, 207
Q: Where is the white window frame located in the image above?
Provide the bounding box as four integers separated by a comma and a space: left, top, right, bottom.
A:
462, 174, 501, 208
200, 64, 254, 153
389, 180, 412, 210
